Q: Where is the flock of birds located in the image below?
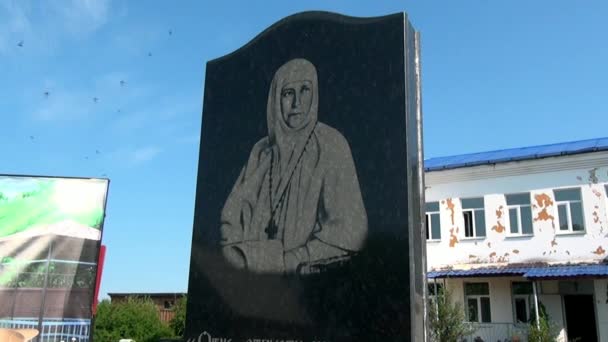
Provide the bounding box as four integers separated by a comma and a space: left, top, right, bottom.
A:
16, 29, 175, 179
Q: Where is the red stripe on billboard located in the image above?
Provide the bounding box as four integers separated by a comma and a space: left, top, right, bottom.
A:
93, 244, 106, 316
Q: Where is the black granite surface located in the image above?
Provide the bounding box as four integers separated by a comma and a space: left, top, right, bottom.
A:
186, 11, 423, 342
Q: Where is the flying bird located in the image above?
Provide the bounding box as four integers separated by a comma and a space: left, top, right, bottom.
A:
43, 91, 49, 98
93, 97, 98, 103
17, 40, 23, 47
29, 135, 34, 140
169, 29, 172, 35
96, 150, 101, 154
120, 80, 126, 87
148, 52, 152, 57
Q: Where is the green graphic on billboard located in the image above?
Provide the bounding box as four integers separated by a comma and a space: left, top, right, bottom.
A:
0, 177, 106, 239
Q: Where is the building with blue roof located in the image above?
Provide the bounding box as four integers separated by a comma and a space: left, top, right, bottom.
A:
425, 136, 608, 172
424, 137, 608, 341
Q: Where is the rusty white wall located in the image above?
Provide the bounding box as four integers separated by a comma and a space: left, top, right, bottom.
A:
425, 152, 608, 269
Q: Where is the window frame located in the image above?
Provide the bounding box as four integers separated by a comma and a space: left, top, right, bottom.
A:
604, 184, 608, 210
427, 282, 444, 301
462, 197, 486, 238
425, 202, 441, 241
506, 193, 534, 237
511, 281, 533, 323
512, 295, 532, 323
554, 188, 586, 234
464, 282, 491, 323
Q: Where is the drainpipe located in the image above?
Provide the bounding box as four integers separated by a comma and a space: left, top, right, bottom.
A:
533, 280, 541, 330
434, 278, 439, 316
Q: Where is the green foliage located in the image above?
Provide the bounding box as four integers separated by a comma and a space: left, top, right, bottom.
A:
94, 297, 173, 342
169, 296, 187, 337
427, 289, 476, 342
528, 303, 559, 342
0, 180, 105, 238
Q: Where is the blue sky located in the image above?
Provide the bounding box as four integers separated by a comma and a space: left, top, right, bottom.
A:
1, 1, 607, 298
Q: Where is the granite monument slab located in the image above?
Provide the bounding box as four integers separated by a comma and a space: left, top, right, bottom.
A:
186, 11, 426, 342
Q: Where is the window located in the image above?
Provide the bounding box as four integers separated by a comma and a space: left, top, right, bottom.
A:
164, 300, 174, 309
462, 197, 486, 238
428, 282, 445, 307
554, 188, 585, 232
426, 202, 441, 240
427, 282, 444, 298
506, 193, 533, 235
512, 282, 533, 323
465, 282, 491, 322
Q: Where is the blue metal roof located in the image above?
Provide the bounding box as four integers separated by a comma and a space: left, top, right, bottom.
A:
424, 137, 608, 172
427, 266, 530, 279
428, 264, 608, 279
524, 264, 608, 278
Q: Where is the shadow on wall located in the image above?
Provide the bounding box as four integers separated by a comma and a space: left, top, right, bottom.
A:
185, 232, 411, 341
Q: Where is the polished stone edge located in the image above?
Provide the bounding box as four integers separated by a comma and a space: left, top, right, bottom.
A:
207, 11, 406, 65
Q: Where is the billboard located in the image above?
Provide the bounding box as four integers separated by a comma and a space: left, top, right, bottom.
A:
0, 175, 109, 342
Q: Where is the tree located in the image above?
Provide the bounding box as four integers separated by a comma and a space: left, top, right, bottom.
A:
169, 295, 187, 337
427, 289, 476, 342
94, 297, 173, 342
528, 302, 559, 342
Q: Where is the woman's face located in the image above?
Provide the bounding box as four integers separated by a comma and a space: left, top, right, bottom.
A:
280, 80, 313, 129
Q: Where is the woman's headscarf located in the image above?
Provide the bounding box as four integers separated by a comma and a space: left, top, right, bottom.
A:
266, 58, 318, 179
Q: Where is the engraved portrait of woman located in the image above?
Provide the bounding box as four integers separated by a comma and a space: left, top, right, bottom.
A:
219, 58, 368, 275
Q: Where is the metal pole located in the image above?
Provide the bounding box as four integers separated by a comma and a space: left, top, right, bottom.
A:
434, 279, 439, 315
533, 280, 541, 330
37, 239, 54, 342
10, 285, 17, 321
434, 278, 440, 342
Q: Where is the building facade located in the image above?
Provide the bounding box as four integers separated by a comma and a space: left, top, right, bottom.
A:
425, 137, 608, 341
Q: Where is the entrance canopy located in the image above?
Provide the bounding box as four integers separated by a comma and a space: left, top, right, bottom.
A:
428, 263, 608, 279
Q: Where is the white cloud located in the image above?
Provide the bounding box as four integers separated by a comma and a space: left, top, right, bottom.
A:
0, 1, 33, 53
32, 89, 93, 121
27, 71, 155, 122
105, 146, 163, 167
110, 24, 164, 57
176, 134, 201, 145
51, 0, 110, 36
0, 0, 111, 55
131, 146, 162, 164
110, 93, 199, 134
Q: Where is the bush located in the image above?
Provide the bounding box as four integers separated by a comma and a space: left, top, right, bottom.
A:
528, 305, 559, 342
427, 289, 476, 342
169, 296, 187, 337
94, 297, 173, 342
